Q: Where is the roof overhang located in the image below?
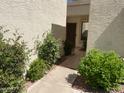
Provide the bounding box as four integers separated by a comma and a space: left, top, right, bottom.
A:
67, 0, 90, 6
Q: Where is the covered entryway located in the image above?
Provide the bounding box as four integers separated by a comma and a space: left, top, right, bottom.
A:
61, 0, 90, 69
66, 0, 90, 52
67, 16, 89, 50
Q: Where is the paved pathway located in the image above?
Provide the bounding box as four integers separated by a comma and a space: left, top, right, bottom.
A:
27, 66, 83, 93
28, 48, 84, 93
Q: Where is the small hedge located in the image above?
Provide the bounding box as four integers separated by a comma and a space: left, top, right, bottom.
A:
0, 28, 28, 93
78, 49, 124, 91
37, 33, 60, 65
64, 41, 73, 56
26, 59, 47, 82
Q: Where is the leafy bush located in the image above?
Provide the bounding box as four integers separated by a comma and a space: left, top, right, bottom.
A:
37, 33, 60, 65
26, 59, 47, 82
64, 41, 73, 56
0, 27, 29, 93
78, 49, 124, 91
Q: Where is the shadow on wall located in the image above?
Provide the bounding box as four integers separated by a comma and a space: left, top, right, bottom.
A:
51, 24, 66, 55
95, 8, 124, 57
51, 24, 66, 42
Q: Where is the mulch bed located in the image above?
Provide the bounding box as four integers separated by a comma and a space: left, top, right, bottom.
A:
72, 75, 124, 93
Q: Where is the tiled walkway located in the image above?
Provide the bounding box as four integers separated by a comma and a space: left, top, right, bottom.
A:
27, 49, 84, 93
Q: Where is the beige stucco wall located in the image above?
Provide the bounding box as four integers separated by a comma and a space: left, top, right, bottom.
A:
0, 0, 66, 60
87, 0, 124, 57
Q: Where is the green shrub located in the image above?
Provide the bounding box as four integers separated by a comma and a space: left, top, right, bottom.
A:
0, 27, 29, 93
26, 59, 47, 82
37, 33, 60, 65
64, 41, 73, 56
78, 49, 124, 91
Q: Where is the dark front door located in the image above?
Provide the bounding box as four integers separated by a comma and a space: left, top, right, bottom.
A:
66, 23, 76, 48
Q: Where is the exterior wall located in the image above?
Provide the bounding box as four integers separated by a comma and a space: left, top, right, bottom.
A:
0, 0, 66, 60
67, 4, 90, 16
87, 0, 124, 57
67, 16, 88, 48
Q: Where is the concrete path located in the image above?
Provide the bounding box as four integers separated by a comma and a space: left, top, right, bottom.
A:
27, 66, 83, 93
28, 48, 85, 93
